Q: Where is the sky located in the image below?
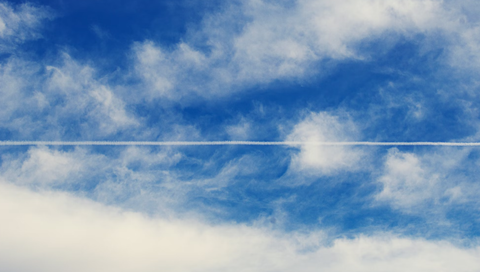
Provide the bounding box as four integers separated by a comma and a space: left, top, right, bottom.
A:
1, 0, 480, 271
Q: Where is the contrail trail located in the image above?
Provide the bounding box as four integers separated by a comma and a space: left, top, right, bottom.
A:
1, 141, 480, 146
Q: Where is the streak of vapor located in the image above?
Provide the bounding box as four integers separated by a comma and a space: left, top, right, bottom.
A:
1, 141, 480, 146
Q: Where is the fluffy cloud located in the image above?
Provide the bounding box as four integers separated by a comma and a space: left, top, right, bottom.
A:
130, 0, 480, 101
286, 111, 365, 176
375, 147, 478, 211
0, 182, 479, 272
0, 147, 92, 186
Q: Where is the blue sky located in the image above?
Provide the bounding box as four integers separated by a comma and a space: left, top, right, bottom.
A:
1, 0, 480, 271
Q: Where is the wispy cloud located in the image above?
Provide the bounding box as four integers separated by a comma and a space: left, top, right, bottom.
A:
0, 53, 139, 139
0, 2, 53, 51
127, 0, 480, 101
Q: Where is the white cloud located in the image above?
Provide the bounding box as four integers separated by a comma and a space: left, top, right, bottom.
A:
0, 181, 479, 272
226, 117, 251, 140
0, 17, 5, 34
0, 2, 52, 51
0, 145, 184, 211
45, 54, 139, 134
376, 147, 477, 211
377, 148, 438, 209
448, 25, 480, 70
0, 144, 266, 215
0, 58, 39, 129
133, 41, 176, 99
91, 146, 186, 211
0, 53, 139, 139
286, 111, 366, 176
0, 147, 89, 186
231, 0, 445, 76
130, 0, 477, 101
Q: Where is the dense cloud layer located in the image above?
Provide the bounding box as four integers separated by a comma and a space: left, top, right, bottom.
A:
1, 182, 480, 272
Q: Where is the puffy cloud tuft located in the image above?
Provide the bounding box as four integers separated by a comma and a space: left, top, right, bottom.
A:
286, 111, 366, 176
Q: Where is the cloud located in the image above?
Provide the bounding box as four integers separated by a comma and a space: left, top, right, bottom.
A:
91, 146, 186, 211
375, 147, 478, 212
0, 144, 265, 216
230, 0, 444, 73
2, 2, 480, 269
0, 147, 91, 186
0, 145, 185, 211
0, 2, 53, 51
45, 54, 139, 134
226, 117, 251, 140
0, 181, 479, 272
130, 0, 476, 101
286, 111, 366, 176
0, 53, 139, 139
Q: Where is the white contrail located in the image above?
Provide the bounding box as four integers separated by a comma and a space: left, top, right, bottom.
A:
1, 141, 480, 146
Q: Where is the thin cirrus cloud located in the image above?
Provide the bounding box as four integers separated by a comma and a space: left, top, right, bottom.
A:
0, 53, 139, 139
0, 2, 53, 51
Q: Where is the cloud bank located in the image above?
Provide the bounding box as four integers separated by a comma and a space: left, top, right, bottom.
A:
1, 182, 479, 272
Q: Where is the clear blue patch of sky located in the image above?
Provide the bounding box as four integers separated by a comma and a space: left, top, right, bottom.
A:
10, 0, 225, 69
